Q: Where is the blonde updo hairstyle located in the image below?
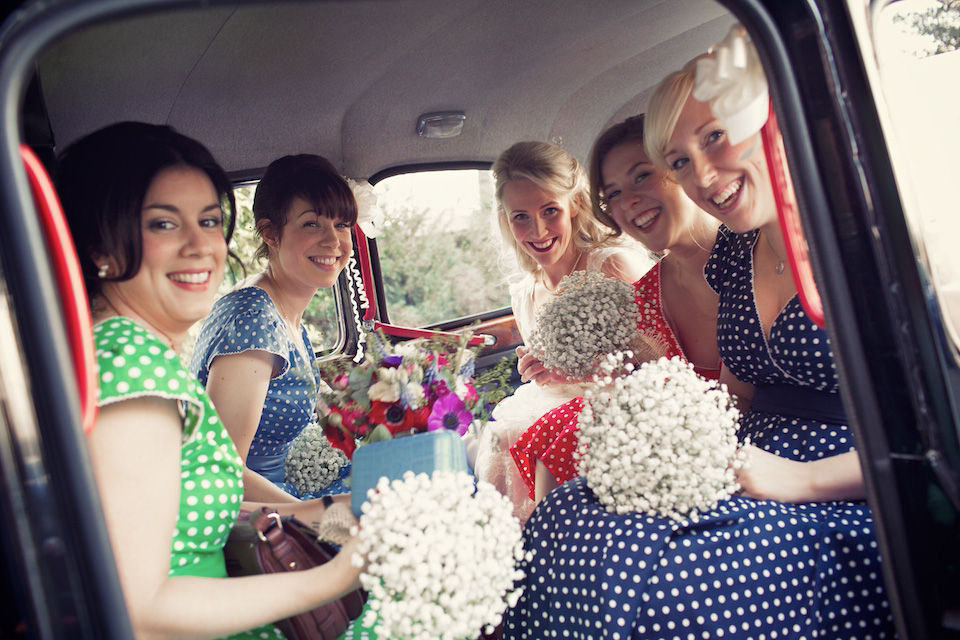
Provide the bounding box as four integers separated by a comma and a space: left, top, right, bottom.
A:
644, 57, 700, 172
493, 140, 616, 276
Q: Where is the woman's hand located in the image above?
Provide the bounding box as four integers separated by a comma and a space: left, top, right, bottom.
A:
516, 345, 568, 386
735, 445, 865, 503
735, 445, 813, 503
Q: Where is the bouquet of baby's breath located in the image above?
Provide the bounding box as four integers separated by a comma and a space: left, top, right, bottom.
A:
352, 470, 526, 640
528, 271, 641, 379
578, 354, 745, 521
284, 423, 348, 495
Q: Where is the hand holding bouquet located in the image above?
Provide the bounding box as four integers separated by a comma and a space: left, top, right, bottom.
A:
352, 471, 525, 639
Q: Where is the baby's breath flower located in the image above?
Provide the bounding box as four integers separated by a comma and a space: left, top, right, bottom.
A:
528, 271, 641, 379
354, 471, 525, 639
577, 355, 743, 521
283, 423, 347, 495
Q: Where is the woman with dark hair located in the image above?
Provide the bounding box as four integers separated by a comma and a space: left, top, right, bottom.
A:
509, 114, 724, 505
62, 122, 362, 639
191, 154, 357, 503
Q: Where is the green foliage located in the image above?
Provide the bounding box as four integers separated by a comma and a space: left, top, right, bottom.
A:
896, 0, 960, 54
374, 172, 510, 327
470, 353, 519, 425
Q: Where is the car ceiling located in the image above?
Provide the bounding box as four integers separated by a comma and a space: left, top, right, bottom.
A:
35, 0, 735, 179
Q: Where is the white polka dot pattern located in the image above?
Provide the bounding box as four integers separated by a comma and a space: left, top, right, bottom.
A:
95, 318, 283, 639
190, 287, 332, 497
502, 228, 894, 639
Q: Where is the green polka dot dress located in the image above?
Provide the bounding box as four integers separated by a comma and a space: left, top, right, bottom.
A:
95, 318, 283, 640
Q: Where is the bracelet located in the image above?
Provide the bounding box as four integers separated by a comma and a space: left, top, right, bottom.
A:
322, 495, 334, 508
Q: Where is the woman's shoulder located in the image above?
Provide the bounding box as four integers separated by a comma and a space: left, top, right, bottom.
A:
208, 285, 274, 321
95, 317, 212, 441
94, 318, 201, 404
705, 226, 758, 291
508, 271, 536, 297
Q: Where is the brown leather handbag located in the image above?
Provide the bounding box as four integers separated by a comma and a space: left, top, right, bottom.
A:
223, 507, 367, 640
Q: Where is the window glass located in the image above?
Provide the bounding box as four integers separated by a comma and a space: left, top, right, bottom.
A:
181, 183, 342, 364
372, 169, 510, 327
875, 0, 960, 347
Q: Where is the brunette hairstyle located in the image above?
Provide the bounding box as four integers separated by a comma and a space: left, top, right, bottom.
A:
251, 154, 358, 264
492, 140, 616, 275
587, 114, 647, 235
57, 121, 237, 299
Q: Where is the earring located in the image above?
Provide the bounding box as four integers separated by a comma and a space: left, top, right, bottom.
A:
97, 263, 110, 278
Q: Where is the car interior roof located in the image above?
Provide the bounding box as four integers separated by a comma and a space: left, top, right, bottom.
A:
35, 0, 735, 179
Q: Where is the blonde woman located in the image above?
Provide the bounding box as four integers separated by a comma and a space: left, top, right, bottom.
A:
502, 42, 893, 640
469, 140, 653, 523
510, 114, 723, 506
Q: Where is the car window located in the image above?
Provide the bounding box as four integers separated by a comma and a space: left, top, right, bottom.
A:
874, 0, 960, 349
181, 182, 343, 364
372, 169, 511, 327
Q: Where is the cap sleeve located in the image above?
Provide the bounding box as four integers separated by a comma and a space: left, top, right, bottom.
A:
191, 287, 292, 382
94, 317, 208, 441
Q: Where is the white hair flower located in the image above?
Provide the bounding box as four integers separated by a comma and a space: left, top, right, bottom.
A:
345, 177, 385, 238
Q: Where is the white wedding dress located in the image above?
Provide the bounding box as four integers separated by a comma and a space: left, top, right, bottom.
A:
469, 246, 634, 523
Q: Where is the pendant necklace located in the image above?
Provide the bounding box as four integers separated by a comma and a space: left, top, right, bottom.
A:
267, 275, 311, 363
762, 231, 785, 275
539, 250, 584, 294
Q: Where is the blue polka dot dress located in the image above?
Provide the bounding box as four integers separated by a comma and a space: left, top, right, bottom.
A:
501, 227, 895, 639
191, 287, 348, 498
96, 317, 283, 640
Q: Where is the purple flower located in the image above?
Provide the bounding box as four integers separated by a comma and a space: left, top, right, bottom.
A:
427, 393, 472, 435
382, 355, 403, 367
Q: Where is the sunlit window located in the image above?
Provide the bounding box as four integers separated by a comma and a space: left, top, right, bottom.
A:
372, 169, 511, 327
875, 0, 960, 347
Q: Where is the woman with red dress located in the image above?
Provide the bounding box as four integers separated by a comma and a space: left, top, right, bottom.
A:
510, 114, 729, 503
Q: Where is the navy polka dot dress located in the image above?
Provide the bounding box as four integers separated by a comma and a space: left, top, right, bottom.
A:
191, 286, 348, 498
502, 228, 895, 639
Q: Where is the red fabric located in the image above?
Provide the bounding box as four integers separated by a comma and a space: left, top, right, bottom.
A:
509, 264, 721, 498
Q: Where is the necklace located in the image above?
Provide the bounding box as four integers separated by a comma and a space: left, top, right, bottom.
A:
762, 231, 785, 275
264, 274, 311, 363
539, 251, 584, 294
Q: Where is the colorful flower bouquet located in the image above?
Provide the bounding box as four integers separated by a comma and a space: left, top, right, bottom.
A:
351, 470, 526, 639
578, 354, 746, 521
320, 329, 512, 459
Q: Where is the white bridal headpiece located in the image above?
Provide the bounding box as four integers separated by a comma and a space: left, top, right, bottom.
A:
693, 24, 769, 146
345, 177, 385, 238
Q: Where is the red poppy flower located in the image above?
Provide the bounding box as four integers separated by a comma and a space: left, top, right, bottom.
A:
323, 418, 357, 459
369, 400, 415, 435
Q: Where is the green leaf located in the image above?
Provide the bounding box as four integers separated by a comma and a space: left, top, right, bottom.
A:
366, 423, 393, 443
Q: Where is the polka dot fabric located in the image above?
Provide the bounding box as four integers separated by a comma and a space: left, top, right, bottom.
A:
509, 263, 720, 498
95, 318, 282, 640
191, 287, 346, 498
502, 228, 895, 639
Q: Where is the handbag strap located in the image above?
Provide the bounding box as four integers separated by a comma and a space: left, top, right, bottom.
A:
250, 508, 301, 571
